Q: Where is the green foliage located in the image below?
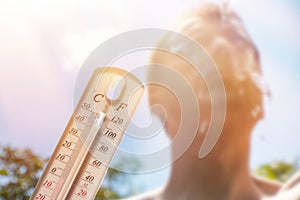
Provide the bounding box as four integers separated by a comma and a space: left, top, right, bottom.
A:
255, 161, 299, 182
0, 146, 46, 200
0, 169, 8, 176
95, 188, 120, 200
96, 157, 141, 199
0, 146, 138, 200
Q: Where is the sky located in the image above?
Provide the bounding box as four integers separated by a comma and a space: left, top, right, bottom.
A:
0, 0, 300, 193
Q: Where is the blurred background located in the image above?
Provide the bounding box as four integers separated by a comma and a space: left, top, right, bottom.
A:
0, 0, 299, 199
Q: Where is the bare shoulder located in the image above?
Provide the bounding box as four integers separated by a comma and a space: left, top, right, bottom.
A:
275, 171, 300, 199
280, 171, 300, 191
263, 171, 300, 200
121, 188, 164, 200
252, 174, 282, 195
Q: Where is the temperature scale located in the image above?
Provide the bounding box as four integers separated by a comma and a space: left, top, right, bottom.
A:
30, 67, 144, 200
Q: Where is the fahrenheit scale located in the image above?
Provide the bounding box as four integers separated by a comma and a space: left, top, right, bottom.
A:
30, 67, 144, 200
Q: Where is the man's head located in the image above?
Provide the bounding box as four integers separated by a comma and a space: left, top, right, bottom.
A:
148, 3, 266, 139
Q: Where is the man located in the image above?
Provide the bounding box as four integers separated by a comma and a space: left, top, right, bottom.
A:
126, 3, 299, 200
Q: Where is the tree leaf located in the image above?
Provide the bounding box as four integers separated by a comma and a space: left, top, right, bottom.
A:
0, 169, 8, 176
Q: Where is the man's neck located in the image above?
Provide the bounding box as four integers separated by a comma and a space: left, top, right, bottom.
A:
162, 123, 261, 200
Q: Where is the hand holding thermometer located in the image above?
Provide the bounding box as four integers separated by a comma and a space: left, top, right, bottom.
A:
30, 67, 144, 200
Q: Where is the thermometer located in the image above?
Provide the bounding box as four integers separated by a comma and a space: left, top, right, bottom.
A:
30, 67, 144, 200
